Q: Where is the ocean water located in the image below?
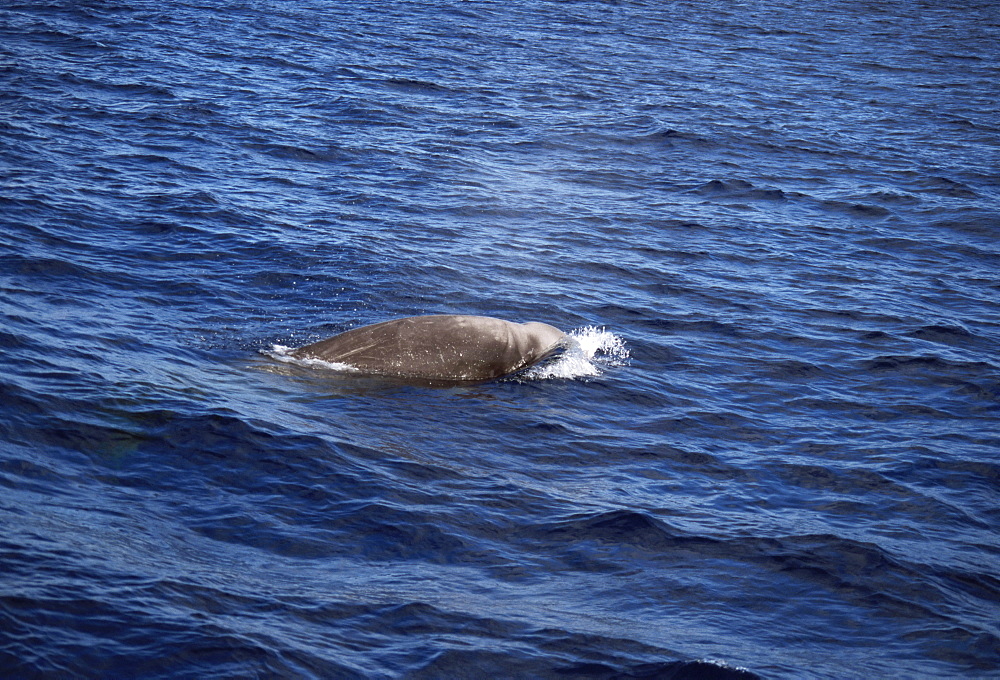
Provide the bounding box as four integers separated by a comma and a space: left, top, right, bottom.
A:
2, 0, 999, 677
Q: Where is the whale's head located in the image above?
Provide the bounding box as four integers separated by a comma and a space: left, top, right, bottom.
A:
519, 321, 567, 362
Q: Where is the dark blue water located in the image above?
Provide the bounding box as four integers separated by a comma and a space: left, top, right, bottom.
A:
2, 1, 999, 677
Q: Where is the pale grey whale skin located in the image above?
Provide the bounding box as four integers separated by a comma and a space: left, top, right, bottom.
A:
291, 314, 567, 381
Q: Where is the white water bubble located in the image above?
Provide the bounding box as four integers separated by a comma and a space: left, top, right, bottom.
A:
519, 326, 629, 381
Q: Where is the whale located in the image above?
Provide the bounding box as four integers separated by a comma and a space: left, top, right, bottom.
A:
290, 314, 567, 381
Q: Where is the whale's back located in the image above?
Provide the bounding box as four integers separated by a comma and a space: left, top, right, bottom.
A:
291, 315, 564, 381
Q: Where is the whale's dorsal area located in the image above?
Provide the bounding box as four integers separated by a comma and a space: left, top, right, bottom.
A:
290, 314, 567, 381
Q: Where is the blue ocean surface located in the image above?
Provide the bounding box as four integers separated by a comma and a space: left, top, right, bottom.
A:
2, 1, 999, 677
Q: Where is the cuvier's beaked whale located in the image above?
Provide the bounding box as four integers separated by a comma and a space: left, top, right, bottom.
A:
291, 314, 567, 381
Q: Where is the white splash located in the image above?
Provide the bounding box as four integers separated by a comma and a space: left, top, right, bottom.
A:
518, 326, 630, 381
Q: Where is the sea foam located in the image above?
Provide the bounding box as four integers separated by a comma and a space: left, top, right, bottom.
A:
518, 326, 630, 381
